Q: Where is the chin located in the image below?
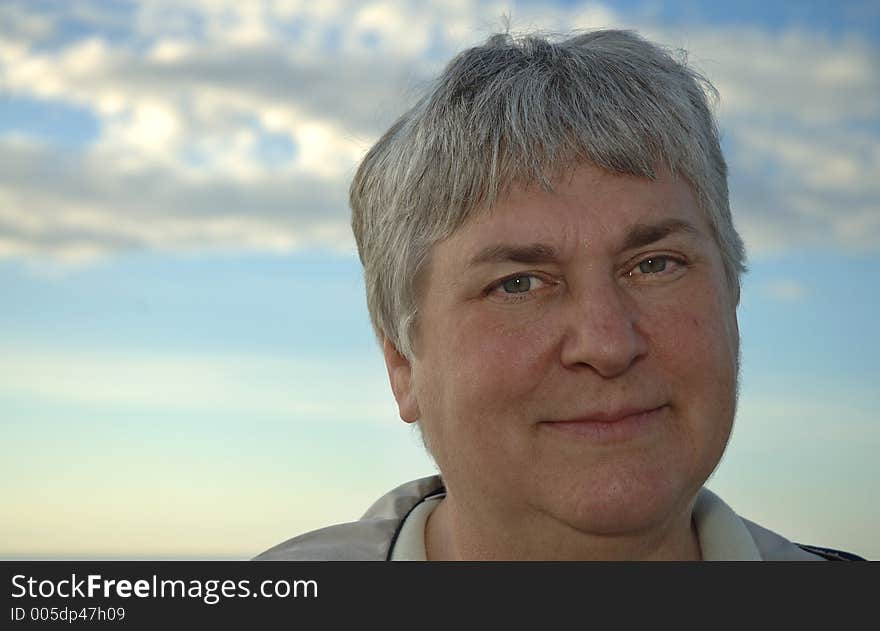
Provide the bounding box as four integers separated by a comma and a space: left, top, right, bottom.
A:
547, 466, 698, 537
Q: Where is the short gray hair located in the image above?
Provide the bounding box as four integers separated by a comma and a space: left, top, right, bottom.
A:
351, 29, 747, 360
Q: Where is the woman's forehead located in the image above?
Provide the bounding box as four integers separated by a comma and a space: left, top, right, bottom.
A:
440, 164, 710, 262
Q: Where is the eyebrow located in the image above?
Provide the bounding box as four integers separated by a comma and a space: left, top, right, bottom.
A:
468, 242, 561, 267
467, 218, 702, 268
621, 218, 702, 251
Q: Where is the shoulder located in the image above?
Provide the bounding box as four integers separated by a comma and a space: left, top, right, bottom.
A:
252, 518, 402, 561
793, 543, 867, 562
741, 518, 866, 561
252, 475, 446, 561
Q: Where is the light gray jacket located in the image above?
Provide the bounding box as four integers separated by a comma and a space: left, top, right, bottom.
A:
254, 476, 861, 561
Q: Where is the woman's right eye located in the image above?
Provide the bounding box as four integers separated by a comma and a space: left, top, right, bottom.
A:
500, 275, 544, 294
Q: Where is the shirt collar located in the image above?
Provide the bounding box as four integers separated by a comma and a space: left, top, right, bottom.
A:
390, 487, 762, 561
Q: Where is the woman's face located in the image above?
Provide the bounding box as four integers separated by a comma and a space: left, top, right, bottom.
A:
387, 162, 740, 542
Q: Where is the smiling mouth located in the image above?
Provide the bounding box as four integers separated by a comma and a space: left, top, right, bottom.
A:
540, 405, 668, 443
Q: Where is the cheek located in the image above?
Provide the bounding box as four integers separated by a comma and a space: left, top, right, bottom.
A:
446, 308, 560, 404
415, 307, 561, 460
646, 293, 739, 433
647, 275, 736, 357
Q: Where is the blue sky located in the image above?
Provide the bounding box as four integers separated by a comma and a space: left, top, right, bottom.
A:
1, 0, 878, 559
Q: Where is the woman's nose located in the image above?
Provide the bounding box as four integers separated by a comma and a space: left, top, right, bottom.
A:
558, 279, 648, 378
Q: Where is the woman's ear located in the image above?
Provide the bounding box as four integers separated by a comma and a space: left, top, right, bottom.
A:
381, 337, 421, 423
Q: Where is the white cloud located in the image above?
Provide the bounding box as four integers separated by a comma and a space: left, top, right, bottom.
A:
680, 28, 879, 125
0, 3, 55, 43
0, 137, 354, 261
733, 125, 878, 195
727, 121, 880, 255
0, 1, 877, 265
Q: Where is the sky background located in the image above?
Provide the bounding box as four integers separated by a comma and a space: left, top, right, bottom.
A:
1, 0, 877, 560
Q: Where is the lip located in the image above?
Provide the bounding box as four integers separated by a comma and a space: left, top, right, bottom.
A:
540, 405, 668, 443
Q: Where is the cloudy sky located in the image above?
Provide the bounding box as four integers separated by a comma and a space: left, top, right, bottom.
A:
1, 0, 878, 559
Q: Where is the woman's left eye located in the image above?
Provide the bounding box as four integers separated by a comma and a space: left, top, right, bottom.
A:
629, 255, 684, 277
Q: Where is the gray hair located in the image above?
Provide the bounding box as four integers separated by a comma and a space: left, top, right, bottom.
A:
351, 29, 747, 360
